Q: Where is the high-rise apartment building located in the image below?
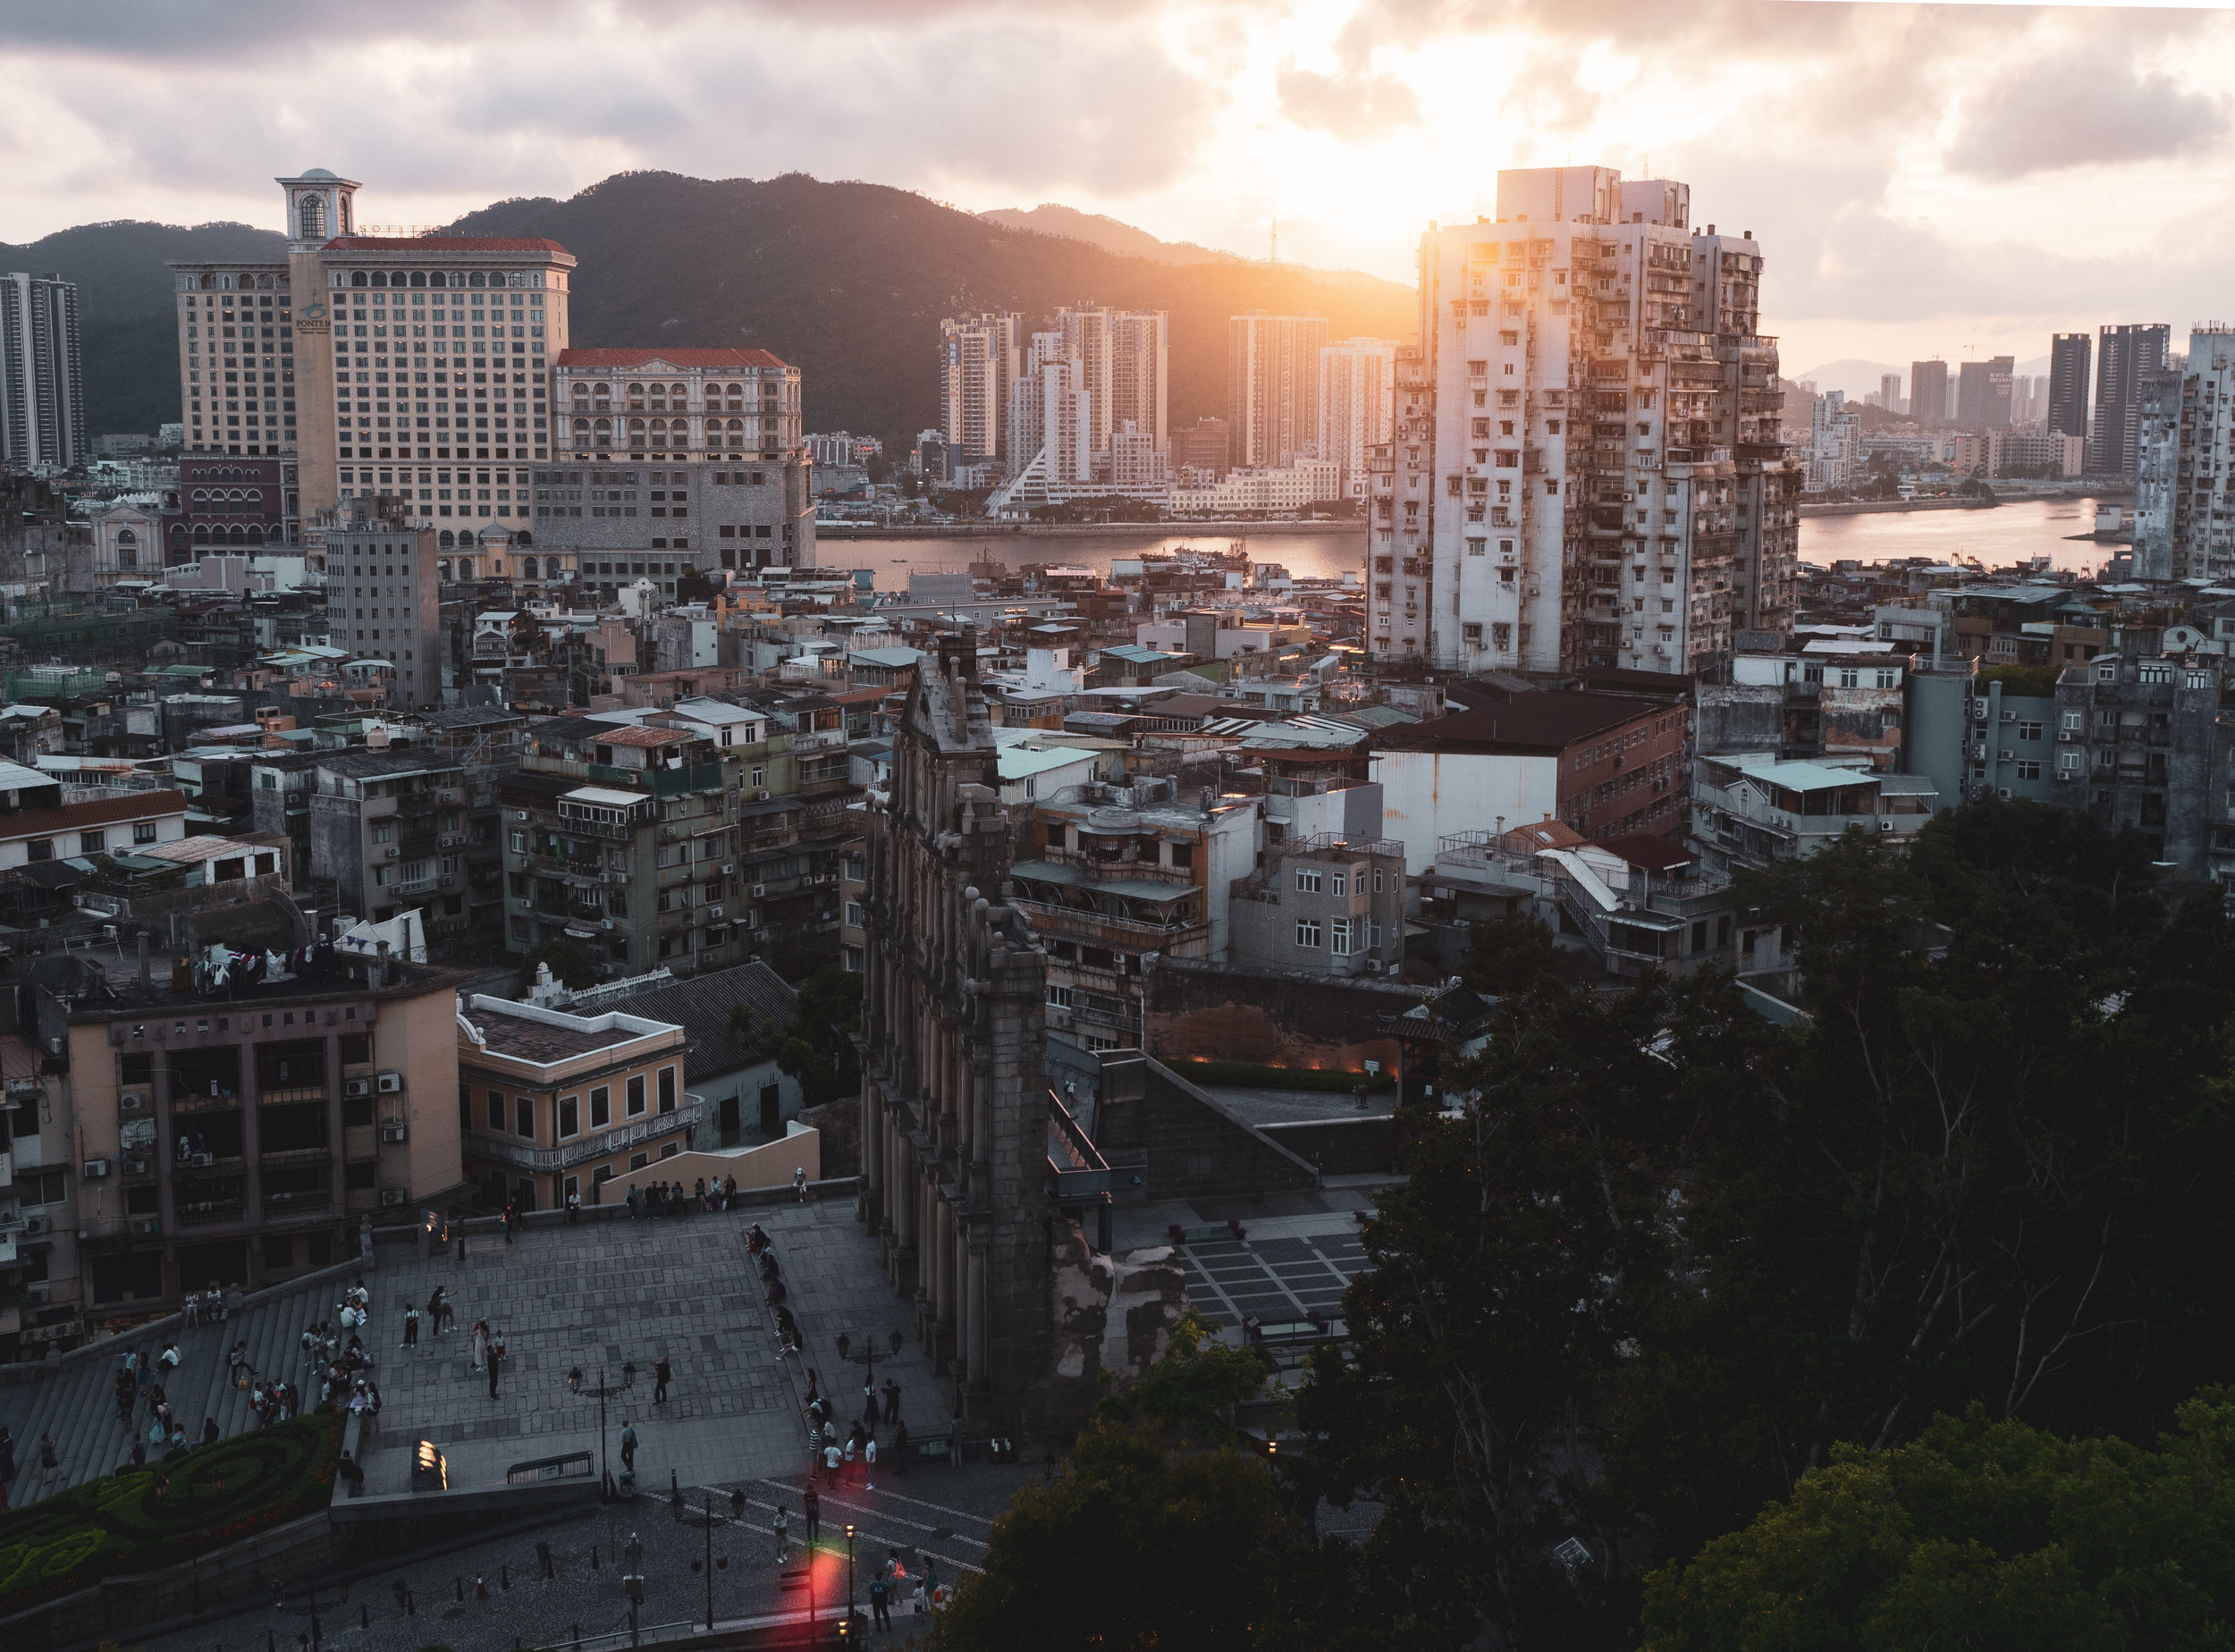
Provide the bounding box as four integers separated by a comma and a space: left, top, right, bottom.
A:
1955, 356, 2014, 428
1910, 358, 1949, 431
938, 312, 1022, 466
1320, 337, 1396, 500
2093, 323, 2170, 477
168, 171, 578, 521
1228, 311, 1329, 467
1368, 168, 1796, 676
2133, 325, 2235, 583
1005, 333, 1092, 487
325, 514, 443, 705
1, 272, 84, 474
1171, 417, 1230, 478
2047, 333, 2092, 440
1109, 309, 1168, 453
1879, 371, 1902, 418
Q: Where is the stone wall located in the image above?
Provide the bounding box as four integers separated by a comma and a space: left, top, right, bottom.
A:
1034, 1218, 1186, 1437
1258, 1116, 1400, 1176
1143, 957, 1421, 1075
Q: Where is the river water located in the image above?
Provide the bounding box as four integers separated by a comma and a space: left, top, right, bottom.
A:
822, 498, 2122, 591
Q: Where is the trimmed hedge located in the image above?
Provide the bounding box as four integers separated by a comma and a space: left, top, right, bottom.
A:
0, 1409, 342, 1614
1168, 1059, 1396, 1094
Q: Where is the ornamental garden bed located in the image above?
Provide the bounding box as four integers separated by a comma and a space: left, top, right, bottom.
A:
0, 1409, 343, 1616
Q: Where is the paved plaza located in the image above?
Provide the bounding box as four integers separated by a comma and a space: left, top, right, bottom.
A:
361, 1196, 945, 1497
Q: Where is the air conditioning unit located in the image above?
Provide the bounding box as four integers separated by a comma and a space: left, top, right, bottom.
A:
721, 864, 735, 875
751, 884, 766, 898
754, 789, 771, 802
2057, 729, 2076, 741
118, 1089, 149, 1114
1877, 820, 1895, 832
1970, 700, 1990, 719
122, 1158, 149, 1176
385, 846, 401, 858
82, 1158, 108, 1178
27, 1280, 50, 1304
344, 1077, 373, 1099
708, 906, 723, 921
1998, 749, 2015, 762
379, 1187, 409, 1207
2001, 711, 2017, 722
376, 1071, 402, 1093
1997, 788, 2013, 800
379, 1122, 408, 1142
190, 1152, 215, 1167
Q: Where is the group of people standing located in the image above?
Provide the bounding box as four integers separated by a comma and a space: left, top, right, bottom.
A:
625, 1176, 742, 1218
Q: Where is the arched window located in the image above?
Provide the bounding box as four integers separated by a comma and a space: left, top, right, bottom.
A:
116, 528, 136, 545
595, 417, 611, 437
516, 532, 533, 547
409, 271, 426, 288
438, 530, 455, 548
228, 526, 247, 545
572, 418, 590, 437
243, 489, 260, 503
571, 383, 589, 400
520, 556, 539, 579
193, 525, 210, 544
468, 272, 486, 288
191, 489, 207, 503
351, 271, 367, 287
669, 383, 686, 400
246, 526, 264, 545
628, 419, 646, 442
457, 557, 474, 580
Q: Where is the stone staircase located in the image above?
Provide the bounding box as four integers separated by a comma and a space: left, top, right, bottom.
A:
0, 1267, 375, 1508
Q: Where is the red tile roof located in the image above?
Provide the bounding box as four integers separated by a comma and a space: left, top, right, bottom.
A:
557, 349, 791, 369
596, 725, 691, 747
325, 237, 572, 254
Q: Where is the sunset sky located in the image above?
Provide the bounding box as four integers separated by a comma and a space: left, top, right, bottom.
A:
5, 1, 2234, 383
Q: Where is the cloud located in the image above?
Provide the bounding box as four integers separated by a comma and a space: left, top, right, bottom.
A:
1276, 63, 1421, 140
1945, 45, 2228, 179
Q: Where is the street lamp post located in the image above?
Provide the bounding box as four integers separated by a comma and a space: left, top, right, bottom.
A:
567, 1361, 637, 1500
623, 1530, 643, 1648
845, 1523, 856, 1631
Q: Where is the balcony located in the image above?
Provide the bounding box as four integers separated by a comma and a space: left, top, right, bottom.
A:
171, 1087, 243, 1114
264, 1188, 332, 1218
177, 1195, 246, 1227
465, 1096, 704, 1174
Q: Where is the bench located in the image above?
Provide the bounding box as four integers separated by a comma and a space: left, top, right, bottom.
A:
1168, 1220, 1247, 1246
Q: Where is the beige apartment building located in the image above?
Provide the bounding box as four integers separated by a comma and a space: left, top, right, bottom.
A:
455, 995, 695, 1212
10, 948, 469, 1341
169, 169, 579, 519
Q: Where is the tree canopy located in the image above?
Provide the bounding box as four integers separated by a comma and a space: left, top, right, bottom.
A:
1287, 801, 2235, 1648
727, 964, 862, 1108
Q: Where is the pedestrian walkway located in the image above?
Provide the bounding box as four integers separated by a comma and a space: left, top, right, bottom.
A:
359, 1197, 941, 1499
0, 1266, 369, 1507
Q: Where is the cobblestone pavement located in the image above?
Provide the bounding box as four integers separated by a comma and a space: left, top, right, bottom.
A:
137, 1460, 1044, 1652
358, 1196, 942, 1497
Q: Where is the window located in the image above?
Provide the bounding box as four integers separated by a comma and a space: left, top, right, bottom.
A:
1295, 868, 1322, 894
559, 1094, 578, 1138
2062, 710, 2084, 731
627, 1075, 645, 1117
486, 1089, 504, 1130
1295, 919, 1322, 948
1331, 872, 1348, 896
1373, 866, 1386, 893
2017, 761, 2043, 780
1046, 984, 1073, 1008
80, 830, 106, 855
1331, 917, 1354, 956
134, 821, 158, 845
514, 1097, 536, 1139
844, 901, 863, 927
590, 1085, 611, 1127
658, 1066, 677, 1114
26, 838, 51, 862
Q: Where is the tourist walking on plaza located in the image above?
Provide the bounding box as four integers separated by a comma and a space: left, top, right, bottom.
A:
653, 1353, 672, 1403
793, 1166, 807, 1202
401, 1303, 419, 1348
486, 1331, 506, 1398
869, 1571, 892, 1632
620, 1419, 637, 1470
771, 1504, 789, 1564
864, 1433, 877, 1490
469, 1319, 490, 1371
881, 1378, 900, 1424
802, 1482, 821, 1546
566, 1187, 581, 1224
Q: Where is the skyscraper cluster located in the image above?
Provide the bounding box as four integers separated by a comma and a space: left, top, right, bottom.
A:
1366, 164, 1798, 678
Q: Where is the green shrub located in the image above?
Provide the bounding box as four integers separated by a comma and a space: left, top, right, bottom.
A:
0, 1411, 342, 1614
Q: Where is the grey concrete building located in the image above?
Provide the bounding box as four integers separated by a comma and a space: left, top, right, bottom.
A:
308, 746, 471, 929
529, 459, 816, 582
1229, 833, 1406, 978
2054, 652, 2231, 870
2093, 323, 2171, 478
1, 272, 85, 473
2133, 327, 2235, 584
324, 513, 441, 706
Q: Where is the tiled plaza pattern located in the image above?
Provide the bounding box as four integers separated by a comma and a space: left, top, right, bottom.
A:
1172, 1232, 1370, 1329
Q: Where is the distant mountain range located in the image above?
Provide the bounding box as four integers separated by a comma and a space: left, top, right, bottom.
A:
978, 204, 1245, 267
3, 173, 1419, 450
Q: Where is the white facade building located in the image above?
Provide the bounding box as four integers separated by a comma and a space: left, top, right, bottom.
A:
1229, 311, 1329, 468
1805, 391, 1862, 492
1320, 337, 1396, 502
0, 271, 84, 474
2134, 326, 2235, 583
1366, 165, 1799, 677
938, 311, 1022, 466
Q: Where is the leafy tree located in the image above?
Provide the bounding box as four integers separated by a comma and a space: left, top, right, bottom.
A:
920, 1422, 1295, 1652
519, 939, 595, 991
1096, 1309, 1269, 1438
1642, 1389, 2235, 1651
769, 965, 861, 1108
1458, 910, 1564, 996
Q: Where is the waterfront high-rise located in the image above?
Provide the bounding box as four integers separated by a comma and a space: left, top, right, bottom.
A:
0, 272, 84, 473
1109, 309, 1168, 454
1319, 338, 1396, 502
1365, 166, 1799, 677
2092, 322, 2171, 477
1227, 311, 1328, 467
1879, 371, 1902, 417
1910, 358, 1949, 431
938, 311, 1022, 468
2048, 334, 2092, 439
1955, 355, 2014, 428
